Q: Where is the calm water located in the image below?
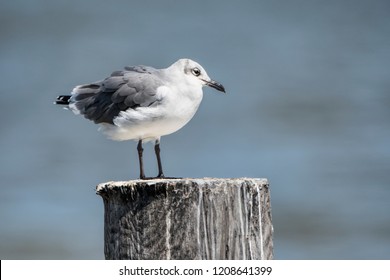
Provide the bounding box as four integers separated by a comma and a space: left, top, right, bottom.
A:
1, 0, 389, 259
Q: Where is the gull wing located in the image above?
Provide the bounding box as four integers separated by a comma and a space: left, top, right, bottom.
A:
69, 65, 164, 124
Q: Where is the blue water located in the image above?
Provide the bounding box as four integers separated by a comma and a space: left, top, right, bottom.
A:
1, 0, 389, 259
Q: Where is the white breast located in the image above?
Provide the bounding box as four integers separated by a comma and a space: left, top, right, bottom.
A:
99, 85, 204, 142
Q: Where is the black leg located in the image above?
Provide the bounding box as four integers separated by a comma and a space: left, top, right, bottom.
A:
155, 139, 165, 178
137, 140, 146, 179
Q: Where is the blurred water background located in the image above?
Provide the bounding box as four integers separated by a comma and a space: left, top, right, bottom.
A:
1, 0, 389, 259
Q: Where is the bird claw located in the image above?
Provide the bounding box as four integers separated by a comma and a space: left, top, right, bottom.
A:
140, 175, 182, 180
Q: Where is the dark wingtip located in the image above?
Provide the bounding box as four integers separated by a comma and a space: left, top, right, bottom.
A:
55, 95, 71, 105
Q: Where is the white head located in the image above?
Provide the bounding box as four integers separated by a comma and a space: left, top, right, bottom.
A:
168, 59, 226, 93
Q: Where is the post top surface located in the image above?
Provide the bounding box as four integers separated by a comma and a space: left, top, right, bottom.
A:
96, 177, 268, 194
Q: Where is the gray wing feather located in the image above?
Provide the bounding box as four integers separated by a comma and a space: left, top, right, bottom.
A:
70, 66, 163, 124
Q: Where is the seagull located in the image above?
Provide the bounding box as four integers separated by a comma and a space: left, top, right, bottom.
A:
55, 58, 225, 179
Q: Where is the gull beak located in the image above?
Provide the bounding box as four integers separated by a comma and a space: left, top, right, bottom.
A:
204, 79, 226, 93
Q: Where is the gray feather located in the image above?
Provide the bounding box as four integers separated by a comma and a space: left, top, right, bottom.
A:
71, 66, 164, 124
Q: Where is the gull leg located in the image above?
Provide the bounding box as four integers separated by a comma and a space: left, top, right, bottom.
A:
137, 140, 146, 179
155, 139, 165, 178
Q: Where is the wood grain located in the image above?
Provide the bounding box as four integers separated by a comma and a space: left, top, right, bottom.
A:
96, 178, 273, 260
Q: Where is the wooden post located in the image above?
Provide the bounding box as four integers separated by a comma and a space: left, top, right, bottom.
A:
96, 178, 273, 260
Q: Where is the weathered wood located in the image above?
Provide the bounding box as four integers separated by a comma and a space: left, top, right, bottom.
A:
96, 178, 273, 260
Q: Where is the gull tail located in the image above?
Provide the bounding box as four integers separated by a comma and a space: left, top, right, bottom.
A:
55, 95, 71, 105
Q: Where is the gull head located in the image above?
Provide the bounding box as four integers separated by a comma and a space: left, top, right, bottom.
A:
168, 58, 226, 93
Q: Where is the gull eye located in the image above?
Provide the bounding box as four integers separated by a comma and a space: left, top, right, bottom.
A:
191, 67, 201, 77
